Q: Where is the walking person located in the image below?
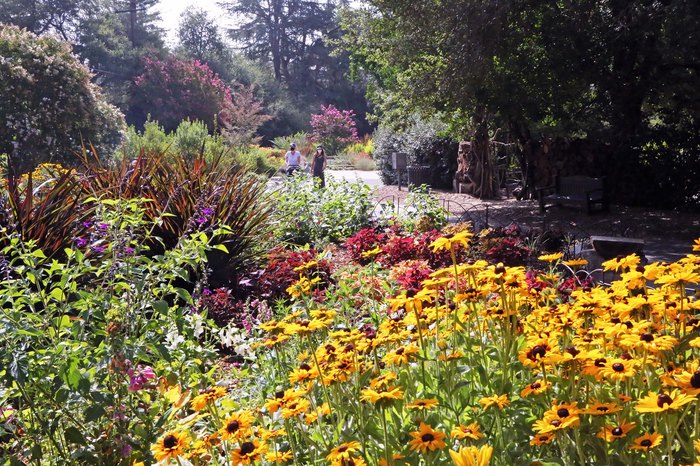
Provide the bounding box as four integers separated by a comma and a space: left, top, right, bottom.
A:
285, 143, 303, 176
311, 145, 327, 187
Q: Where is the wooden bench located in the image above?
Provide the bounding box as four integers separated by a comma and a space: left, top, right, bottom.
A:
537, 175, 608, 214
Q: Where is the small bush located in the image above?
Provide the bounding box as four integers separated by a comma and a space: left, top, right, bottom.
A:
374, 116, 458, 189
271, 175, 374, 247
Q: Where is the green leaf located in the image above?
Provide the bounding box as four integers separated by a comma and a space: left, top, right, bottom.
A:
174, 287, 192, 304
50, 287, 66, 301
153, 300, 170, 315
84, 405, 106, 422
64, 426, 86, 445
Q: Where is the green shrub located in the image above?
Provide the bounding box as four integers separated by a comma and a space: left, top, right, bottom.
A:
118, 119, 229, 165
234, 145, 284, 176
374, 116, 458, 189
271, 174, 374, 246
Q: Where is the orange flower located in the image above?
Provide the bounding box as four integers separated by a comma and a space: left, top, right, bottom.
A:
635, 390, 696, 413
408, 422, 446, 453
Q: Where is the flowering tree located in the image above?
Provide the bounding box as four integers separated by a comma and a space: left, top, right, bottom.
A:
0, 25, 125, 174
131, 55, 233, 132
310, 104, 359, 156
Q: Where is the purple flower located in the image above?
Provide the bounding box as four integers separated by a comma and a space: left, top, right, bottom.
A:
75, 237, 89, 248
97, 222, 110, 232
124, 247, 135, 255
91, 245, 106, 253
82, 220, 93, 229
127, 365, 156, 392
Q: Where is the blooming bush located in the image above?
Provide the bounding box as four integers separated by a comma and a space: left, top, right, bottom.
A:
310, 104, 360, 156
131, 55, 233, 132
0, 25, 125, 172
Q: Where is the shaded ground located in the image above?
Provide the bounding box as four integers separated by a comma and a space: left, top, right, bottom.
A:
372, 184, 700, 264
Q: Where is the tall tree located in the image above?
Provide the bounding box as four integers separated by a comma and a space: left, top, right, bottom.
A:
218, 0, 336, 83
0, 0, 96, 40
177, 7, 226, 62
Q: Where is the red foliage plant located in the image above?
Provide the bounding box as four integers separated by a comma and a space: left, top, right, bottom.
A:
344, 228, 387, 264
255, 247, 333, 302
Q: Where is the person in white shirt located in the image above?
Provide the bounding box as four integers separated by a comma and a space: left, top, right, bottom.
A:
284, 143, 304, 176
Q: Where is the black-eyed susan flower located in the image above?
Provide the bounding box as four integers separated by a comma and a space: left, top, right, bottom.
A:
563, 258, 588, 267
630, 432, 663, 451
448, 444, 493, 466
408, 422, 446, 453
382, 344, 420, 366
520, 379, 551, 397
265, 450, 293, 463
635, 390, 696, 413
230, 439, 267, 464
451, 422, 485, 441
288, 363, 318, 385
478, 394, 509, 410
693, 238, 700, 252
219, 410, 256, 441
530, 432, 555, 445
600, 358, 638, 382
326, 441, 362, 463
597, 422, 636, 442
190, 386, 227, 411
360, 386, 404, 405
672, 364, 700, 395
430, 231, 472, 252
151, 431, 189, 463
406, 398, 439, 410
584, 401, 622, 415
538, 252, 563, 263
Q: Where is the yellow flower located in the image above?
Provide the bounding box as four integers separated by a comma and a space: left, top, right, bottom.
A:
635, 390, 696, 413
293, 260, 318, 272
530, 432, 555, 445
478, 394, 509, 410
151, 431, 189, 463
230, 439, 267, 464
361, 246, 382, 258
406, 398, 439, 410
360, 386, 404, 405
584, 401, 622, 415
597, 422, 636, 442
219, 410, 256, 441
190, 386, 227, 411
451, 422, 485, 441
563, 258, 588, 267
430, 231, 472, 252
449, 444, 493, 466
326, 441, 362, 463
630, 432, 663, 451
538, 252, 563, 262
693, 238, 700, 252
265, 450, 293, 463
520, 379, 551, 397
408, 422, 447, 453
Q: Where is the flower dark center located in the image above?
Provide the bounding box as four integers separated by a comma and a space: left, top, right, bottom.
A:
495, 266, 506, 274
396, 348, 405, 355
596, 406, 609, 412
530, 382, 541, 389
640, 333, 654, 342
594, 358, 607, 367
612, 363, 625, 372
566, 346, 580, 357
275, 391, 284, 399
612, 427, 623, 436
300, 363, 311, 371
657, 394, 673, 408
550, 420, 562, 427
530, 345, 547, 359
641, 439, 652, 447
338, 446, 348, 453
557, 408, 570, 418
240, 442, 255, 455
691, 371, 700, 388
163, 434, 178, 449
227, 420, 240, 433
325, 344, 336, 353
421, 433, 435, 442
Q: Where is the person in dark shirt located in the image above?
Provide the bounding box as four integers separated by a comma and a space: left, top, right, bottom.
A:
311, 145, 327, 187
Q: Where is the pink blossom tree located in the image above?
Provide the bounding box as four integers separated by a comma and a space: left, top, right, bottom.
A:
310, 104, 359, 156
131, 55, 233, 132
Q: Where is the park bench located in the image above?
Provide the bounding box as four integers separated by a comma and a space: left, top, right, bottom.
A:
537, 175, 608, 214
